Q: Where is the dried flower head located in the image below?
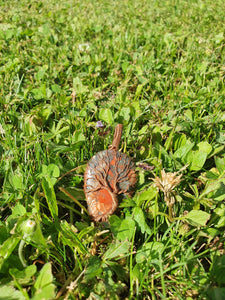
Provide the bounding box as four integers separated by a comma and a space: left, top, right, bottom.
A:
153, 169, 182, 207
153, 169, 182, 193
152, 166, 187, 222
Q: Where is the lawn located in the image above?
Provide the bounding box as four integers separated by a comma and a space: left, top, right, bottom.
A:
0, 0, 225, 299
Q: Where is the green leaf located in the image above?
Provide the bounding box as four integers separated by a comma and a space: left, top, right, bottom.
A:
33, 263, 55, 300
0, 236, 20, 271
137, 186, 158, 206
153, 142, 173, 169
173, 140, 194, 160
136, 242, 164, 263
119, 197, 136, 208
138, 125, 148, 136
9, 265, 37, 285
207, 288, 225, 300
132, 263, 145, 281
213, 206, 225, 228
41, 164, 60, 178
197, 141, 212, 155
0, 285, 27, 300
184, 109, 193, 121
109, 215, 122, 236
209, 145, 224, 159
214, 32, 224, 44
52, 143, 84, 153
36, 64, 48, 77
165, 124, 177, 151
187, 150, 208, 171
0, 222, 8, 244
133, 207, 151, 234
85, 256, 102, 280
103, 240, 130, 260
59, 187, 85, 201
215, 156, 225, 174
210, 255, 225, 285
51, 84, 61, 93
99, 108, 113, 125
11, 203, 26, 217
31, 84, 48, 100
60, 220, 88, 254
106, 261, 127, 281
184, 210, 210, 227
41, 176, 58, 219
201, 180, 223, 200
116, 218, 136, 241
74, 130, 86, 142
173, 134, 187, 151
119, 107, 131, 122
47, 164, 60, 178
77, 225, 95, 240
147, 198, 159, 219
73, 77, 89, 94
11, 174, 24, 190
135, 84, 144, 99
29, 221, 48, 247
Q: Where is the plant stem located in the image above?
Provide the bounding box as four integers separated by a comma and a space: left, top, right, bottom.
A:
168, 204, 174, 223
18, 238, 27, 268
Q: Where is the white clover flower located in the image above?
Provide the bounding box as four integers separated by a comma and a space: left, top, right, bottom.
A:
0, 124, 5, 136
78, 42, 90, 52
22, 219, 36, 235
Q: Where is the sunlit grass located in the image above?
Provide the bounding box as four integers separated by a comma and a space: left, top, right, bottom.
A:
0, 0, 225, 299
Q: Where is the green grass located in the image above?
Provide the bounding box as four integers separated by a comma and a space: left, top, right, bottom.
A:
0, 0, 225, 299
